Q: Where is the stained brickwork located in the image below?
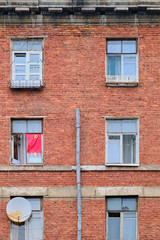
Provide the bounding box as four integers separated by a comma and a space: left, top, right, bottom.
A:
0, 18, 159, 240
0, 25, 160, 166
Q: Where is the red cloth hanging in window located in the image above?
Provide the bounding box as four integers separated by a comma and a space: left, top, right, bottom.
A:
26, 134, 42, 153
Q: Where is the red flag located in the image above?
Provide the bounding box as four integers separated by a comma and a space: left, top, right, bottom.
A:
26, 134, 42, 153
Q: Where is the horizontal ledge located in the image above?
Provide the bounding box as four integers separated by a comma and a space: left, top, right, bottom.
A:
15, 7, 30, 12
114, 7, 129, 11
48, 7, 63, 12
81, 165, 160, 171
0, 5, 160, 13
147, 7, 160, 11
82, 186, 160, 198
0, 165, 159, 171
1, 14, 160, 26
10, 85, 44, 89
1, 186, 160, 198
0, 165, 75, 171
81, 7, 96, 12
106, 82, 138, 87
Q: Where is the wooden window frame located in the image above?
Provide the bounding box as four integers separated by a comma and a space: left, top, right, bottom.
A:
106, 39, 138, 86
106, 197, 138, 240
11, 119, 43, 165
105, 119, 139, 166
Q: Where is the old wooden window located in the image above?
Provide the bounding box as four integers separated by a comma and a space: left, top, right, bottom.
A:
11, 198, 43, 240
106, 197, 137, 240
11, 40, 43, 88
11, 119, 43, 165
106, 119, 139, 165
106, 40, 138, 85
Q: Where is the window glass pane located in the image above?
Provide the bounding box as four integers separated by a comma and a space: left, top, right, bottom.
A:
28, 212, 43, 240
30, 75, 40, 81
28, 40, 42, 51
15, 75, 26, 81
28, 120, 42, 133
28, 152, 42, 164
30, 54, 40, 64
108, 41, 121, 53
122, 199, 137, 211
18, 224, 25, 240
122, 41, 136, 53
15, 54, 26, 64
11, 222, 25, 240
123, 212, 136, 240
133, 136, 136, 164
108, 136, 121, 163
108, 120, 121, 133
123, 55, 137, 76
107, 56, 121, 76
108, 217, 120, 240
28, 198, 41, 211
122, 120, 137, 133
13, 41, 27, 51
12, 120, 27, 133
123, 135, 136, 164
12, 134, 23, 165
15, 65, 25, 74
30, 65, 40, 74
124, 212, 136, 218
108, 198, 121, 210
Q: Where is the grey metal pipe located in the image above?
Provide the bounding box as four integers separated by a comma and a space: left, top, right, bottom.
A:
76, 108, 81, 240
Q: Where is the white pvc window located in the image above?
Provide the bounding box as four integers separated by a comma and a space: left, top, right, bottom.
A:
106, 197, 137, 240
12, 40, 43, 86
106, 119, 139, 165
11, 198, 43, 240
106, 40, 138, 83
11, 120, 43, 165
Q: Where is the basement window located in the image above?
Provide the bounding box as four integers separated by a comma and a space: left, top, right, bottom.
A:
11, 119, 43, 165
11, 198, 43, 240
106, 197, 137, 240
11, 40, 43, 88
106, 39, 138, 86
106, 119, 139, 165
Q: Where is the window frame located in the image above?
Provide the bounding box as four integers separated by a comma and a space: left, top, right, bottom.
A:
106, 39, 138, 85
11, 119, 43, 165
10, 197, 43, 240
105, 118, 139, 166
106, 197, 138, 240
11, 39, 43, 88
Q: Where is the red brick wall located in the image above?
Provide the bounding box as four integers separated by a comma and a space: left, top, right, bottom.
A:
44, 199, 77, 240
0, 172, 76, 187
0, 25, 159, 166
0, 200, 10, 240
139, 198, 160, 240
81, 171, 160, 187
0, 24, 159, 239
2, 198, 160, 240
82, 199, 105, 240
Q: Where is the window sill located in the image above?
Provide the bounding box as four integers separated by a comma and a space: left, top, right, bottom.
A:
10, 81, 45, 89
3, 165, 74, 171
105, 163, 139, 167
106, 82, 138, 87
10, 163, 44, 167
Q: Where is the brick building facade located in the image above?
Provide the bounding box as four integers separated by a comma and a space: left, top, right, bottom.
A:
0, 0, 159, 239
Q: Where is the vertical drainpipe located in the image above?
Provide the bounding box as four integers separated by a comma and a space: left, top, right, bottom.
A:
76, 108, 81, 240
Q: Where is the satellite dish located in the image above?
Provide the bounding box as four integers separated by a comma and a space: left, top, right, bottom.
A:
6, 197, 32, 223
